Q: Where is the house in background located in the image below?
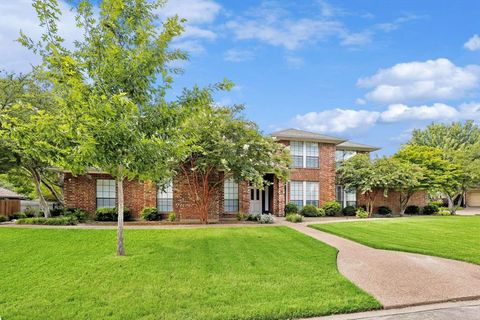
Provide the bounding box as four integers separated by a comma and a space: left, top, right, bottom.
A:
0, 187, 24, 216
62, 128, 427, 222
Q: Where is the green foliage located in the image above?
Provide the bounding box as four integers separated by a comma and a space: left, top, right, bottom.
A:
322, 201, 342, 216
284, 203, 298, 214
355, 208, 368, 219
95, 208, 132, 222
410, 121, 480, 151
64, 208, 88, 223
0, 216, 8, 223
377, 206, 392, 215
140, 207, 159, 221
405, 205, 420, 215
167, 212, 176, 222
342, 205, 356, 216
16, 216, 78, 225
430, 201, 445, 208
299, 204, 320, 217
286, 213, 303, 223
236, 212, 248, 221
422, 204, 439, 215
435, 209, 451, 216
317, 208, 326, 217
8, 212, 27, 220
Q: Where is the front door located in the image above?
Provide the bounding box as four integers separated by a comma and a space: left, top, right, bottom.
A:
249, 187, 262, 214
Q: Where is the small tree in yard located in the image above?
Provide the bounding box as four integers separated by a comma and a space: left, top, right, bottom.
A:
25, 0, 189, 255
385, 157, 424, 215
177, 87, 291, 223
337, 154, 394, 217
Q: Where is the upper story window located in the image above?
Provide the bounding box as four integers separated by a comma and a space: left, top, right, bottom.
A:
290, 141, 319, 168
335, 150, 356, 169
96, 179, 116, 209
157, 181, 173, 212
224, 178, 239, 212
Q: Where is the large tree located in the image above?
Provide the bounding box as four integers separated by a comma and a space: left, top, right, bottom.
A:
177, 86, 291, 223
25, 0, 190, 255
337, 154, 395, 217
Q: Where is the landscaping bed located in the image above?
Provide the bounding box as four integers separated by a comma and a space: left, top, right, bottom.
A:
311, 216, 480, 265
0, 226, 379, 319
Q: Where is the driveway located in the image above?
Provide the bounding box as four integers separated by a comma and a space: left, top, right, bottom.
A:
285, 222, 480, 308
458, 207, 480, 216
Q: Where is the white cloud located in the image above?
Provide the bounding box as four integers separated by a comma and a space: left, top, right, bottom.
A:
293, 102, 480, 133
380, 103, 459, 122
358, 58, 480, 103
224, 49, 255, 62
340, 31, 372, 46
294, 109, 380, 133
0, 0, 81, 73
284, 55, 305, 68
464, 34, 480, 51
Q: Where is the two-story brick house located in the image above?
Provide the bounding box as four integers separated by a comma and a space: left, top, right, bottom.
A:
63, 128, 426, 221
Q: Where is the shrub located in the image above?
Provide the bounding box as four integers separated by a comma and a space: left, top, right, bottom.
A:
24, 207, 38, 218
299, 204, 319, 217
8, 212, 27, 220
167, 212, 176, 222
342, 205, 356, 216
377, 206, 392, 215
356, 207, 368, 219
322, 201, 342, 216
286, 213, 303, 223
259, 213, 275, 224
140, 207, 160, 221
64, 208, 88, 222
284, 203, 298, 215
16, 216, 78, 225
50, 207, 65, 217
430, 201, 445, 208
435, 208, 451, 216
405, 205, 420, 215
247, 212, 261, 221
0, 215, 8, 223
422, 204, 439, 215
317, 208, 326, 217
95, 208, 132, 221
236, 212, 248, 221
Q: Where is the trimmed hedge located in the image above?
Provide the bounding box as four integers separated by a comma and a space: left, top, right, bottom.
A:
286, 213, 303, 223
342, 205, 356, 216
284, 203, 298, 215
95, 208, 133, 221
405, 205, 420, 215
8, 212, 27, 220
322, 201, 342, 216
0, 215, 8, 223
377, 206, 392, 215
140, 207, 160, 221
300, 204, 320, 217
16, 216, 78, 225
422, 204, 439, 215
356, 207, 368, 219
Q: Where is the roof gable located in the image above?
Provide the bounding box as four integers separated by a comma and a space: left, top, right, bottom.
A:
270, 128, 346, 144
0, 187, 25, 199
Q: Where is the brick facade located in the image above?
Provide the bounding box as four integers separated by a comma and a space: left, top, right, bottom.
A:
357, 190, 428, 214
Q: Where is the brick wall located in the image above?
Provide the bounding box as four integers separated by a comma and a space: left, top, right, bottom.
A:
64, 173, 157, 217
280, 140, 337, 208
273, 177, 285, 216
357, 190, 428, 214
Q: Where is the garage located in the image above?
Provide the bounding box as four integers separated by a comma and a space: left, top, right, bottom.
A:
467, 190, 480, 207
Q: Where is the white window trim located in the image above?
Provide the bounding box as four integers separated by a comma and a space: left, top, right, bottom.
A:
290, 181, 320, 206
291, 141, 319, 168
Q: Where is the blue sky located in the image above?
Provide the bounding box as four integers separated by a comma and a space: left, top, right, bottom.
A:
2, 0, 480, 155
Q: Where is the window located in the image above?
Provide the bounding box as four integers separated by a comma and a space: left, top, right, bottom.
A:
291, 141, 304, 168
96, 179, 116, 209
336, 185, 356, 208
157, 181, 173, 212
224, 178, 239, 212
290, 181, 319, 207
336, 150, 356, 168
305, 142, 319, 168
290, 181, 304, 208
305, 182, 319, 206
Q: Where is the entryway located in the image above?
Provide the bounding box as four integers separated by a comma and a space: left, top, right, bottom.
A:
248, 174, 274, 214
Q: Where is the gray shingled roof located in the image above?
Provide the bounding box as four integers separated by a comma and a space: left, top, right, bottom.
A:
0, 187, 25, 199
337, 141, 380, 152
271, 128, 346, 144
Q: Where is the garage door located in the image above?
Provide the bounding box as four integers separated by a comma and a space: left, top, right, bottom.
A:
467, 191, 480, 207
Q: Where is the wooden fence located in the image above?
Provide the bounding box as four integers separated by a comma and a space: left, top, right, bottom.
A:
0, 199, 21, 216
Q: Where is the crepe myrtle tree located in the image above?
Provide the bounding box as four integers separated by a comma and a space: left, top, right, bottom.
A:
177, 86, 291, 223
23, 0, 189, 255
337, 154, 397, 217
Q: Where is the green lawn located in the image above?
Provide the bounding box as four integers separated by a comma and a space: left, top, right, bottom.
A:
312, 216, 480, 265
0, 227, 379, 320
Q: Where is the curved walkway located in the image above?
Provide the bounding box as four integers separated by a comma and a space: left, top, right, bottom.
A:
285, 222, 480, 309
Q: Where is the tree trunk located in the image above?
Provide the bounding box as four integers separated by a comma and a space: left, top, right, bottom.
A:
30, 167, 50, 218
447, 195, 459, 215
117, 176, 125, 256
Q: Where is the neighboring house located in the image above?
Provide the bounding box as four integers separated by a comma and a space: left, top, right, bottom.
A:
0, 187, 24, 216
466, 188, 480, 207
63, 128, 427, 221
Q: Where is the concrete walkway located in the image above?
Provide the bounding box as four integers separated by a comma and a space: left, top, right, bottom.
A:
304, 299, 480, 320
458, 207, 480, 216
285, 222, 480, 308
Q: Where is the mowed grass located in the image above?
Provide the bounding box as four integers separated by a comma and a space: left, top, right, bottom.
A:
312, 216, 480, 265
0, 227, 379, 320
